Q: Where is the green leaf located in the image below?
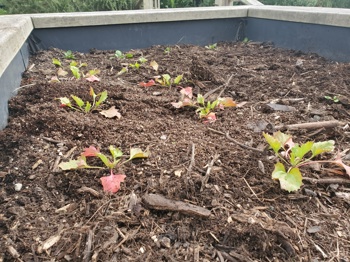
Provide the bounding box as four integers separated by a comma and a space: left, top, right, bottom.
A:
263, 132, 282, 154
290, 141, 314, 166
58, 157, 88, 170
173, 75, 183, 85
197, 94, 205, 105
129, 148, 149, 160
272, 163, 303, 192
70, 66, 81, 79
52, 58, 62, 67
71, 95, 84, 108
70, 61, 78, 67
96, 91, 108, 107
115, 50, 124, 58
139, 57, 148, 63
274, 131, 292, 146
80, 62, 88, 67
109, 145, 123, 161
85, 101, 92, 113
125, 53, 134, 58
58, 97, 71, 107
311, 140, 335, 157
96, 153, 114, 169
162, 74, 171, 86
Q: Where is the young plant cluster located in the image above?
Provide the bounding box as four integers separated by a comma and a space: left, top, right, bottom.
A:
58, 87, 107, 113
171, 87, 236, 123
264, 131, 350, 192
59, 146, 149, 193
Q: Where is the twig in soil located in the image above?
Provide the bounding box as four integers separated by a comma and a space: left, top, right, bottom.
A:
84, 200, 112, 225
142, 193, 211, 218
186, 142, 195, 177
208, 128, 264, 153
63, 146, 77, 159
77, 186, 102, 198
216, 251, 225, 262
83, 229, 93, 262
243, 177, 261, 201
219, 251, 239, 262
52, 156, 61, 172
115, 226, 141, 249
275, 120, 345, 131
200, 153, 219, 192
42, 136, 64, 144
203, 74, 234, 100
303, 177, 350, 185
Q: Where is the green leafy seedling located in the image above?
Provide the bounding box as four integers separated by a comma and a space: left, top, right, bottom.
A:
164, 47, 171, 54
264, 131, 350, 192
58, 87, 107, 113
115, 50, 124, 59
69, 61, 87, 79
59, 145, 149, 193
52, 58, 62, 67
129, 62, 140, 69
139, 57, 148, 64
63, 50, 76, 59
205, 43, 217, 50
155, 74, 183, 87
242, 37, 249, 44
172, 87, 236, 123
324, 95, 339, 103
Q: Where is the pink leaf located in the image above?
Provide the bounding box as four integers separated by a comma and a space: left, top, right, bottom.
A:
82, 146, 100, 157
180, 87, 193, 99
171, 101, 183, 108
139, 80, 156, 87
203, 112, 217, 124
100, 173, 126, 193
86, 75, 100, 82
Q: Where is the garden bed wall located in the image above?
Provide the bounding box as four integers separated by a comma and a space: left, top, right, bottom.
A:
1, 5, 350, 129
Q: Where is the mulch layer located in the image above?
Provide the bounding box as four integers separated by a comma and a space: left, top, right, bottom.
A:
1, 42, 350, 261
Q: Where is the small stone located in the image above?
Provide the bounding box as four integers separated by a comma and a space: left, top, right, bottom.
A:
160, 237, 171, 248
152, 91, 162, 96
160, 135, 167, 140
14, 183, 23, 191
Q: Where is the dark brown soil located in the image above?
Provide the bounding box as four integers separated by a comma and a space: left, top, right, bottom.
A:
1, 42, 350, 261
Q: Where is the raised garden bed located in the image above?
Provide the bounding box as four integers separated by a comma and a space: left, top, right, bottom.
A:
1, 41, 349, 260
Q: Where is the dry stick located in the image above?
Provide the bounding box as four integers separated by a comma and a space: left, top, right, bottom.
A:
200, 153, 220, 192
208, 128, 264, 153
275, 120, 344, 130
186, 142, 195, 177
203, 74, 234, 99
243, 177, 261, 201
42, 136, 64, 144
303, 177, 350, 185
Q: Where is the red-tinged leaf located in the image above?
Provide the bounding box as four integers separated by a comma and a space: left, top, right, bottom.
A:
218, 97, 236, 107
139, 80, 156, 87
203, 112, 217, 123
100, 173, 126, 193
180, 87, 193, 99
99, 106, 121, 119
82, 146, 100, 157
86, 75, 100, 82
182, 97, 193, 106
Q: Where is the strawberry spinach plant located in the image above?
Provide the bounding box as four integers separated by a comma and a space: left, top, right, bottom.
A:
172, 87, 236, 123
59, 146, 149, 193
264, 131, 350, 192
58, 87, 107, 113
63, 50, 76, 60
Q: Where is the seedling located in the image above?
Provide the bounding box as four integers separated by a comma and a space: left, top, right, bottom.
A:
155, 74, 183, 87
52, 58, 62, 67
69, 61, 87, 79
324, 95, 339, 103
172, 87, 236, 123
129, 62, 140, 69
114, 50, 134, 59
164, 47, 171, 54
264, 131, 350, 192
205, 43, 217, 50
139, 57, 148, 64
242, 37, 249, 44
63, 50, 76, 60
59, 145, 149, 193
58, 87, 107, 113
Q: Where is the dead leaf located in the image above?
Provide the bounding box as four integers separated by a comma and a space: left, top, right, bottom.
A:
57, 68, 68, 76
86, 75, 100, 82
49, 76, 60, 83
150, 60, 159, 71
99, 106, 121, 119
